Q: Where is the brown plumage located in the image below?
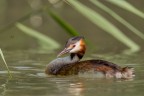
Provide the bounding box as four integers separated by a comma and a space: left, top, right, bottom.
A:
45, 36, 134, 79
53, 60, 120, 75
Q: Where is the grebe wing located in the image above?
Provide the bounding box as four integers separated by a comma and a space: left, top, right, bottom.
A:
55, 59, 122, 75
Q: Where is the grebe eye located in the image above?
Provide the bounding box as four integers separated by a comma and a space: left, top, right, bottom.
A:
73, 45, 76, 47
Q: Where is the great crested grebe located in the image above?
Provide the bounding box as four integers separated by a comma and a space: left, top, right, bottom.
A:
45, 36, 134, 79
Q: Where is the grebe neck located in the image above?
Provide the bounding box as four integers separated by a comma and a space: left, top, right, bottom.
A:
70, 53, 84, 60
46, 53, 81, 75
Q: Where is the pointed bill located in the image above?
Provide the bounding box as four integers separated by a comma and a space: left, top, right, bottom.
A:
57, 48, 71, 57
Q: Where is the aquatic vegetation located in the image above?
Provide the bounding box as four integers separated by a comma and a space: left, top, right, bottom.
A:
16, 23, 60, 50
108, 0, 144, 19
90, 0, 144, 40
0, 48, 12, 78
0, 0, 144, 53
48, 11, 79, 36
65, 0, 144, 53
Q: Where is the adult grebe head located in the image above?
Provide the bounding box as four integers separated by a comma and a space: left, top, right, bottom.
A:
57, 36, 86, 57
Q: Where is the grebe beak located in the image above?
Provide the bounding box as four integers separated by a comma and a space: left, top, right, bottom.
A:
57, 43, 75, 57
57, 48, 71, 57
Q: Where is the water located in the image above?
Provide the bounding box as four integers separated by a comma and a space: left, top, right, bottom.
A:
0, 51, 144, 96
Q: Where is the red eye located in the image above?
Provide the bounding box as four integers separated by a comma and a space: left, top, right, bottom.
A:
73, 45, 76, 47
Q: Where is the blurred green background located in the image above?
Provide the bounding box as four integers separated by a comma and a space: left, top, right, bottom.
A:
0, 0, 144, 54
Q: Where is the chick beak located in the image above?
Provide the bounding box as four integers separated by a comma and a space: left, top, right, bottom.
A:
57, 48, 71, 57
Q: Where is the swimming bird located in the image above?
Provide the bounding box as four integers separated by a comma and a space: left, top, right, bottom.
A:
45, 36, 134, 79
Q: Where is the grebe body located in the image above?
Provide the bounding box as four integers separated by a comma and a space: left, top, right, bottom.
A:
45, 36, 134, 79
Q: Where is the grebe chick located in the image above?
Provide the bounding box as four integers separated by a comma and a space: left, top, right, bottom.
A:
45, 36, 134, 79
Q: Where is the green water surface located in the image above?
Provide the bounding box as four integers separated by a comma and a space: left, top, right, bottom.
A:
0, 51, 144, 96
